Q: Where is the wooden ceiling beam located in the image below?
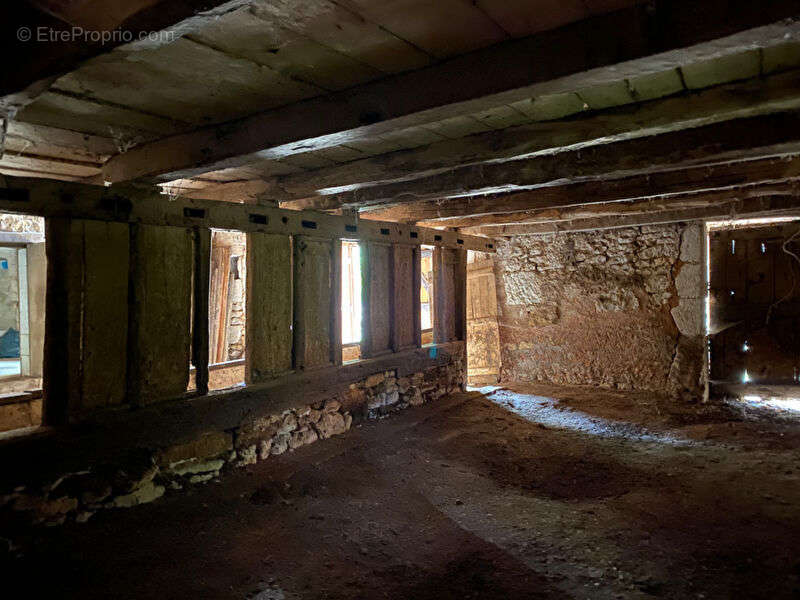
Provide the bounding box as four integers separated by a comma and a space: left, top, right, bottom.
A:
274, 71, 800, 205
362, 154, 800, 225
99, 2, 800, 183
454, 183, 798, 230
299, 112, 800, 210
466, 193, 800, 237
0, 1, 252, 118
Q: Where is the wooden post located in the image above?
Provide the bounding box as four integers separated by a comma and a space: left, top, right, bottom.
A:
293, 236, 333, 370
127, 224, 193, 405
391, 244, 417, 352
455, 249, 468, 341
246, 233, 293, 383
360, 241, 372, 358
390, 244, 399, 354
192, 227, 211, 395
362, 242, 393, 357
331, 238, 343, 366
42, 217, 80, 425
433, 247, 457, 343
413, 246, 422, 348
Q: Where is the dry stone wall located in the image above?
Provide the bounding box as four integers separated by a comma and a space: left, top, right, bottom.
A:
495, 224, 705, 396
0, 355, 464, 529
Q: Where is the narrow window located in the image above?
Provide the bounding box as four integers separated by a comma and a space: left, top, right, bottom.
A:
0, 214, 46, 433
341, 240, 362, 362
421, 245, 434, 345
207, 229, 247, 390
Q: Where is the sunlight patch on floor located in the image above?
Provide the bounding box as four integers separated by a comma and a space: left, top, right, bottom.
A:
470, 386, 690, 445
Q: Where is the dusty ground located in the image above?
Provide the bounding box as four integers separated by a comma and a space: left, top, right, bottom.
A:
3, 383, 800, 599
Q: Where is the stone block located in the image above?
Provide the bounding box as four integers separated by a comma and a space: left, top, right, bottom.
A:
113, 481, 165, 508
270, 433, 290, 456
315, 412, 346, 439
289, 427, 319, 449
675, 263, 704, 299
258, 439, 272, 460
680, 225, 704, 263
364, 373, 385, 388
158, 431, 233, 467
671, 299, 705, 337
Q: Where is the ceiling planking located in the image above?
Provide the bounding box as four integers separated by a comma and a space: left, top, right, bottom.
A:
2, 0, 800, 233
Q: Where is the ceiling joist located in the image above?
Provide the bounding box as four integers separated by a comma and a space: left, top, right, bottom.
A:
99, 2, 800, 183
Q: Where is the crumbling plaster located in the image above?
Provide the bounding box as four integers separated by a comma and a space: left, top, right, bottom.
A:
494, 224, 705, 397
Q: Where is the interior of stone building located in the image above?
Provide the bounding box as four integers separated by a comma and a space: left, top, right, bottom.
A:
1, 1, 800, 598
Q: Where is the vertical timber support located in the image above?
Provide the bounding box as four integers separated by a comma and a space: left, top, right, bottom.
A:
127, 224, 193, 405
413, 245, 422, 349
392, 243, 417, 352
331, 238, 343, 366
433, 247, 456, 343
360, 241, 372, 359
454, 249, 468, 342
293, 236, 333, 370
246, 233, 293, 383
42, 217, 81, 426
361, 242, 393, 358
192, 227, 211, 396
43, 218, 130, 423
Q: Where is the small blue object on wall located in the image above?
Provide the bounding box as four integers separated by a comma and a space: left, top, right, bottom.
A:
428, 347, 438, 358
0, 260, 7, 270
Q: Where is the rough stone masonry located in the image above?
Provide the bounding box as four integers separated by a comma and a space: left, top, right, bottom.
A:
494, 224, 705, 398
0, 354, 465, 529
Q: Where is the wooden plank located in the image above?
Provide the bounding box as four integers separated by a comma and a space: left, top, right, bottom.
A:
412, 246, 422, 349
246, 233, 293, 382
274, 70, 800, 206
368, 157, 800, 227
80, 220, 129, 410
293, 236, 333, 370
361, 243, 393, 357
127, 224, 193, 405
330, 238, 343, 366
454, 249, 468, 342
41, 218, 81, 425
1, 0, 255, 116
392, 244, 416, 351
99, 6, 800, 182
0, 175, 495, 252
466, 259, 501, 380
433, 247, 457, 343
210, 244, 232, 363
26, 242, 47, 379
301, 112, 800, 210
192, 227, 211, 395
746, 238, 774, 304
464, 194, 800, 237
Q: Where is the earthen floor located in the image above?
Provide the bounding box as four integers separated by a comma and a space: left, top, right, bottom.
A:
4, 384, 800, 599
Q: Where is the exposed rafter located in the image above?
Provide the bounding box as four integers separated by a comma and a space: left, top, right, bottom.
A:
295, 112, 800, 211
464, 193, 800, 236
0, 1, 252, 117
362, 155, 800, 225
275, 71, 800, 206
99, 2, 800, 183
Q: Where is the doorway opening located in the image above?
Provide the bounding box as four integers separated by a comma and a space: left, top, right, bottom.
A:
706, 216, 800, 406
465, 250, 501, 386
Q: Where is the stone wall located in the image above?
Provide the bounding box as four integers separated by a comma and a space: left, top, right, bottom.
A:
0, 353, 464, 528
494, 224, 705, 397
0, 248, 19, 333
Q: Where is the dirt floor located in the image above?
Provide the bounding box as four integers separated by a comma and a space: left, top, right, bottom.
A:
3, 383, 800, 599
